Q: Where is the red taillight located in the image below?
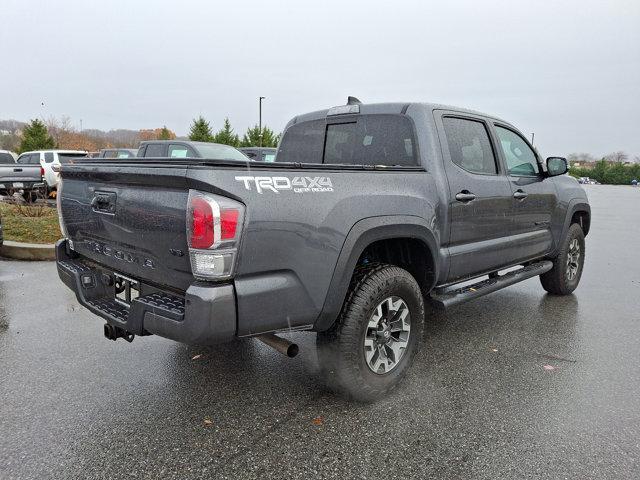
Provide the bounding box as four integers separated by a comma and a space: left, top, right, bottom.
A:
186, 190, 244, 280
40, 166, 45, 177
221, 209, 239, 240
190, 197, 214, 249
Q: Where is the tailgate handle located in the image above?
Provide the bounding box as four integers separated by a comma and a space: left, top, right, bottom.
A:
13, 168, 22, 172
91, 192, 116, 214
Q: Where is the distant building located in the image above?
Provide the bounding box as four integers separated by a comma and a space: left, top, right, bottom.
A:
572, 162, 594, 170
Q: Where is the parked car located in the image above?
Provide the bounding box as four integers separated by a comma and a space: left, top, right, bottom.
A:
238, 147, 277, 162
578, 176, 599, 185
136, 140, 249, 161
0, 211, 3, 246
0, 151, 45, 201
23, 150, 88, 194
55, 99, 590, 401
98, 148, 138, 159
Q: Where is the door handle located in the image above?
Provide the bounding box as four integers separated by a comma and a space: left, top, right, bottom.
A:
513, 190, 528, 200
455, 191, 476, 202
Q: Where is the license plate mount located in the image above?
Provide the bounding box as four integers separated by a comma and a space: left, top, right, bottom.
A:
114, 273, 140, 307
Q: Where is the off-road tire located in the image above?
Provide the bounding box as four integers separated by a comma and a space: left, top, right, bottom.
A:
540, 223, 585, 295
317, 263, 424, 402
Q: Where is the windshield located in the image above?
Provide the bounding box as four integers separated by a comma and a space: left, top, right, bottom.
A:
196, 144, 249, 162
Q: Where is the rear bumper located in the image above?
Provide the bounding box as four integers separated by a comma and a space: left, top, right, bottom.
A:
55, 240, 237, 345
0, 181, 45, 191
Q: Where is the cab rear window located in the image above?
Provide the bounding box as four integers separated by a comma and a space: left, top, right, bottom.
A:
0, 153, 15, 164
277, 114, 417, 167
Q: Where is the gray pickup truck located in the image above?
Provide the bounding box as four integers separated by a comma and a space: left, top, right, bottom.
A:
0, 151, 45, 200
55, 99, 590, 401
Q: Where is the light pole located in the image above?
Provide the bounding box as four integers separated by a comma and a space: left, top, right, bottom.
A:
259, 96, 265, 147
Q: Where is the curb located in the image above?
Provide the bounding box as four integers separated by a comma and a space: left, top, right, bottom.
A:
0, 240, 56, 261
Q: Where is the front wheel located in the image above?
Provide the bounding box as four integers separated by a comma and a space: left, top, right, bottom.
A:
317, 264, 424, 402
540, 223, 585, 295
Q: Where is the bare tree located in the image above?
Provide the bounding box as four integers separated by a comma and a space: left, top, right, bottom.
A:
46, 115, 75, 147
604, 151, 628, 163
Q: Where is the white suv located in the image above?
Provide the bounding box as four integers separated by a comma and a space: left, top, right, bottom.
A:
29, 150, 88, 192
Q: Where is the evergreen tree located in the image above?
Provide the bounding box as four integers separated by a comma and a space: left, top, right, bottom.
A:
188, 116, 214, 142
591, 159, 608, 183
239, 125, 279, 148
19, 119, 55, 153
213, 118, 240, 146
158, 126, 173, 140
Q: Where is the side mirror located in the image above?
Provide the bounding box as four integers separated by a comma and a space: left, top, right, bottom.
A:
546, 157, 568, 177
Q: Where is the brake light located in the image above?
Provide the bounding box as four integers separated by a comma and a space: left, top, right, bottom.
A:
40, 166, 45, 177
186, 190, 244, 280
190, 197, 215, 249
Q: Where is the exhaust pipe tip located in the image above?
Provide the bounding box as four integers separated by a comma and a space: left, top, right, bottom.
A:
256, 333, 299, 358
286, 343, 299, 358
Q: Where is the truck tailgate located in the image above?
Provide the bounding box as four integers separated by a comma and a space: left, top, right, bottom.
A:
0, 165, 42, 183
60, 164, 193, 291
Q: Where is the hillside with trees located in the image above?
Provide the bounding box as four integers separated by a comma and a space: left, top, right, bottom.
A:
1, 115, 281, 153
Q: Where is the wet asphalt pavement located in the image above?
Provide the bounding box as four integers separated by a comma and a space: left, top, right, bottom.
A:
1, 185, 639, 479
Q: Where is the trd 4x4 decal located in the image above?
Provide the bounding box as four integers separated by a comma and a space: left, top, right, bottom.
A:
235, 176, 333, 194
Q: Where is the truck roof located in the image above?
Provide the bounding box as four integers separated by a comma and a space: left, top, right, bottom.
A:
20, 149, 87, 154
289, 101, 510, 126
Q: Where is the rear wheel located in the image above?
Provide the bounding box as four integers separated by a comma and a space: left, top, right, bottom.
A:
317, 264, 424, 402
540, 223, 585, 295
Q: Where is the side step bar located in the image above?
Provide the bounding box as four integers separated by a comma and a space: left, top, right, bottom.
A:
429, 260, 553, 309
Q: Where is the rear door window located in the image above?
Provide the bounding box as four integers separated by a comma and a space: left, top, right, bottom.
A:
44, 152, 54, 163
442, 117, 497, 175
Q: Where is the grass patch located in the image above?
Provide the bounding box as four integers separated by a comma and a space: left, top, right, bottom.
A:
0, 202, 61, 244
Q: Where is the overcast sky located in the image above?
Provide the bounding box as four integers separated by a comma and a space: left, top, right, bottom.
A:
2, 0, 639, 157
